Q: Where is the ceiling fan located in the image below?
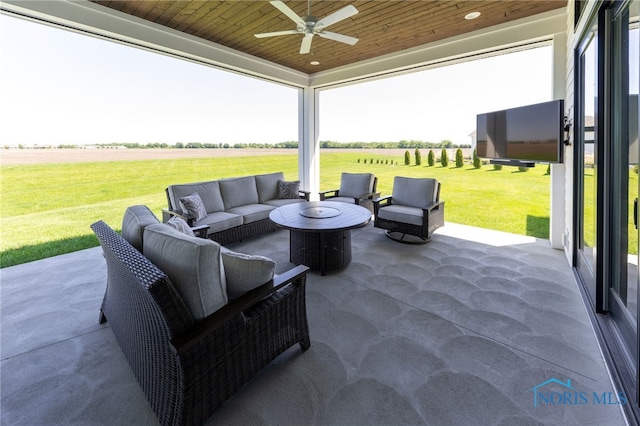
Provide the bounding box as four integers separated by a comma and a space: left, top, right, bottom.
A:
254, 0, 359, 54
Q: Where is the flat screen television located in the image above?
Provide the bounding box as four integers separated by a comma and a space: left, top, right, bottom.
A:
476, 100, 564, 164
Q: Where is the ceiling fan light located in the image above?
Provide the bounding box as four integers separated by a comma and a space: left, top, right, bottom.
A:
465, 11, 481, 20
310, 61, 320, 65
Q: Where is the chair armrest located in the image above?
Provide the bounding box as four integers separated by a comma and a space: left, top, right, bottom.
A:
162, 208, 186, 222
191, 224, 210, 239
162, 208, 196, 227
422, 200, 445, 214
170, 264, 309, 354
163, 208, 208, 237
355, 191, 380, 201
319, 189, 339, 201
299, 190, 311, 201
373, 195, 392, 207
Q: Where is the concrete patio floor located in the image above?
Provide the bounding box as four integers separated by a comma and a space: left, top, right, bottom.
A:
0, 222, 628, 425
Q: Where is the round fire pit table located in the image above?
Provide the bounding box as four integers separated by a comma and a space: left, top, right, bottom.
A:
269, 201, 371, 275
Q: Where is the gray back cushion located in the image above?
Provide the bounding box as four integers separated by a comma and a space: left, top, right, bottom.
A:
143, 224, 228, 321
121, 205, 159, 252
392, 177, 439, 209
255, 172, 285, 203
340, 173, 375, 198
219, 176, 259, 209
167, 181, 225, 214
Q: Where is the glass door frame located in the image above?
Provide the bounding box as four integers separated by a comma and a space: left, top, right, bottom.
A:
574, 8, 606, 313
573, 0, 640, 416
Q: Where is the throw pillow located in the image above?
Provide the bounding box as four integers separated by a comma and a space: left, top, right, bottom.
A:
277, 180, 300, 199
166, 216, 195, 237
221, 249, 275, 300
179, 192, 207, 222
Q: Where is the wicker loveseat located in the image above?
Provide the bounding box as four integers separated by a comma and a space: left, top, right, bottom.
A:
165, 172, 309, 245
91, 215, 310, 425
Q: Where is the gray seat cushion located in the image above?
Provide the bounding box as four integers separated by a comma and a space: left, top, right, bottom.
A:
392, 177, 439, 209
121, 205, 160, 252
195, 211, 243, 234
377, 204, 424, 226
227, 204, 275, 224
143, 223, 228, 321
325, 196, 356, 205
340, 173, 375, 198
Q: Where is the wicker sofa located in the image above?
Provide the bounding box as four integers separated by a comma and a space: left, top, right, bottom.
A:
165, 172, 309, 245
91, 213, 310, 425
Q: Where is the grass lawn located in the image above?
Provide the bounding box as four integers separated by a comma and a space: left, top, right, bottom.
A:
2, 150, 634, 267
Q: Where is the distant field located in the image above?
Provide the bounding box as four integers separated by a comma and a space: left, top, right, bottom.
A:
0, 147, 429, 164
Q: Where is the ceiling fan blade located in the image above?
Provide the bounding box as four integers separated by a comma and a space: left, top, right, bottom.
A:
270, 0, 305, 26
316, 5, 358, 29
255, 30, 298, 38
318, 31, 359, 46
300, 35, 313, 54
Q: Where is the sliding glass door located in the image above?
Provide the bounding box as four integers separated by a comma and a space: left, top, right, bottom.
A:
608, 0, 639, 380
576, 18, 600, 309
575, 0, 640, 412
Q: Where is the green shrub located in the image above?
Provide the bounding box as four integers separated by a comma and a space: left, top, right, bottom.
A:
440, 148, 449, 167
364, 158, 367, 164
455, 148, 464, 168
427, 150, 435, 166
404, 150, 410, 165
415, 148, 422, 166
357, 158, 360, 163
518, 166, 529, 172
472, 149, 481, 169
493, 163, 502, 171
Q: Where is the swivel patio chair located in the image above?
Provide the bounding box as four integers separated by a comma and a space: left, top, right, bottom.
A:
319, 172, 379, 213
373, 176, 445, 244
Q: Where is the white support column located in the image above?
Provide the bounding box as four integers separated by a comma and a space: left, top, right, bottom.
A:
550, 31, 567, 249
298, 87, 320, 200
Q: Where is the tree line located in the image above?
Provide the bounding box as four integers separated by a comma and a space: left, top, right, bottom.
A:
91, 140, 470, 149
9, 140, 471, 150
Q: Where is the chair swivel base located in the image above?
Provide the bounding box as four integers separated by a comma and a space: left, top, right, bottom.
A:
385, 230, 430, 245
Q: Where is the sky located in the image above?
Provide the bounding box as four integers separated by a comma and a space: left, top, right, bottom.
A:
0, 13, 553, 147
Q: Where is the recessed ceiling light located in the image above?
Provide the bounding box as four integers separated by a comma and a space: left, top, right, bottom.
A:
310, 61, 320, 65
465, 11, 481, 20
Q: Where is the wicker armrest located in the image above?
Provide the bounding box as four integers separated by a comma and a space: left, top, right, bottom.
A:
191, 224, 210, 239
162, 208, 197, 225
422, 200, 445, 214
355, 191, 380, 201
171, 264, 309, 354
299, 190, 311, 201
373, 195, 392, 207
319, 189, 339, 200
162, 208, 185, 222
162, 208, 209, 237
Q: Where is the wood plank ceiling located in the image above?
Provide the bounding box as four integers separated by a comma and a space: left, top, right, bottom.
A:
90, 1, 565, 74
